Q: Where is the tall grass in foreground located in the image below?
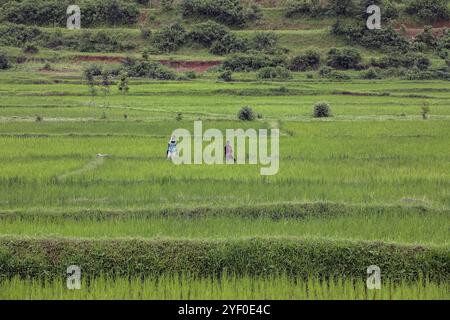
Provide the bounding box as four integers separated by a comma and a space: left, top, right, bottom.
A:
0, 275, 448, 300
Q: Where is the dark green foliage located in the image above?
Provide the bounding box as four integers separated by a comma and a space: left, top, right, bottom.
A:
122, 58, 177, 80
250, 32, 279, 54
326, 47, 362, 70
237, 106, 255, 121
0, 52, 10, 69
181, 0, 262, 27
361, 67, 381, 79
327, 0, 356, 16
313, 102, 332, 118
332, 21, 412, 53
218, 70, 233, 82
257, 66, 292, 80
210, 33, 248, 55
189, 20, 229, 47
290, 48, 321, 71
118, 71, 129, 95
414, 26, 437, 49
223, 53, 287, 72
371, 53, 430, 71
0, 238, 447, 281
285, 0, 324, 18
151, 22, 187, 53
22, 43, 39, 54
405, 0, 449, 23
0, 0, 140, 27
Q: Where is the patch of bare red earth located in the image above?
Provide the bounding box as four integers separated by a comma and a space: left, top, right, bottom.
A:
75, 55, 221, 73
394, 20, 450, 39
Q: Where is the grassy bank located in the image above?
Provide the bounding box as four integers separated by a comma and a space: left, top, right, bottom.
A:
1, 274, 448, 300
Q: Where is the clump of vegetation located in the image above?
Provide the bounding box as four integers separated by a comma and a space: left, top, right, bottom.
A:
218, 70, 233, 82
0, 0, 140, 27
405, 0, 449, 23
209, 33, 248, 55
22, 43, 39, 54
181, 0, 262, 27
122, 58, 176, 80
257, 66, 292, 80
176, 112, 183, 121
101, 71, 111, 95
421, 102, 430, 119
327, 47, 362, 70
237, 106, 255, 121
151, 22, 187, 53
223, 53, 287, 72
0, 52, 10, 70
35, 115, 43, 122
189, 20, 229, 47
313, 102, 332, 118
361, 67, 381, 80
42, 62, 52, 71
290, 48, 321, 71
285, 0, 324, 18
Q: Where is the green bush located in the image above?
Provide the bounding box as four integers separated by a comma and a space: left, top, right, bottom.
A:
210, 33, 249, 55
371, 53, 430, 71
313, 102, 332, 118
405, 0, 449, 23
237, 106, 255, 121
122, 58, 177, 80
223, 53, 287, 72
181, 0, 262, 27
290, 48, 321, 71
218, 70, 233, 82
189, 21, 229, 47
250, 32, 279, 54
22, 43, 39, 54
326, 47, 362, 70
285, 0, 324, 18
257, 66, 292, 80
0, 52, 10, 70
151, 22, 187, 53
0, 0, 140, 27
361, 67, 381, 79
0, 238, 447, 281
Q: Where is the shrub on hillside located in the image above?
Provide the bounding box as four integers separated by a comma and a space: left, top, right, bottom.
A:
122, 58, 176, 80
257, 66, 292, 80
313, 102, 332, 118
189, 21, 229, 47
332, 21, 412, 53
218, 70, 233, 82
22, 43, 39, 54
371, 53, 430, 71
210, 33, 249, 55
361, 67, 381, 79
285, 0, 324, 18
222, 53, 287, 72
405, 0, 449, 23
0, 0, 140, 27
181, 0, 262, 27
0, 52, 10, 70
327, 0, 356, 16
290, 48, 321, 71
237, 106, 255, 121
326, 47, 362, 70
151, 22, 187, 53
250, 32, 279, 54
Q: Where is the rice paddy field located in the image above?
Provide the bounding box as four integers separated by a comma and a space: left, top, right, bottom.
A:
0, 2, 449, 301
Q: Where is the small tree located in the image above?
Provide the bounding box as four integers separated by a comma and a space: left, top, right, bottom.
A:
313, 102, 332, 118
421, 102, 430, 119
101, 71, 111, 95
219, 70, 233, 82
84, 70, 97, 97
0, 52, 10, 70
238, 106, 255, 121
118, 71, 129, 95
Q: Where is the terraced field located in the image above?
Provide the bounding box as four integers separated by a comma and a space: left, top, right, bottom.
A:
0, 0, 449, 300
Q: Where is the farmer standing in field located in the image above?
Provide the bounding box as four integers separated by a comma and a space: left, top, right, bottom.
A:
225, 140, 235, 163
167, 135, 177, 160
